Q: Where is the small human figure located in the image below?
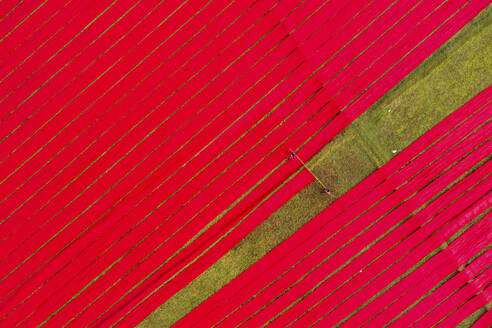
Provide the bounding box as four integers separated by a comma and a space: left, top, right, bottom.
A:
289, 151, 296, 159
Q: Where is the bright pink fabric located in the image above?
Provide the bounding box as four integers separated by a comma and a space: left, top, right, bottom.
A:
175, 85, 492, 328
0, 0, 489, 326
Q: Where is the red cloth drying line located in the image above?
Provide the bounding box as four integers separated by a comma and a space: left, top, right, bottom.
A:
0, 0, 135, 109
0, 0, 206, 163
0, 0, 330, 308
0, 0, 310, 254
0, 0, 336, 322
415, 257, 492, 328
128, 7, 492, 322
173, 17, 492, 316
53, 1, 468, 324
212, 124, 492, 328
0, 1, 93, 67
0, 0, 488, 326
342, 175, 492, 327
179, 93, 491, 328
256, 162, 492, 328
173, 0, 492, 322
388, 248, 492, 328
0, 0, 372, 298
118, 170, 315, 328
0, 0, 49, 43
175, 85, 492, 328
365, 247, 492, 328
310, 194, 492, 328
0, 0, 240, 212
0, 0, 322, 245
387, 250, 492, 328
435, 282, 491, 328
0, 0, 320, 245
0, 0, 418, 266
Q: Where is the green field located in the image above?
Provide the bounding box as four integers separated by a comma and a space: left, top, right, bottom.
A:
139, 6, 492, 327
